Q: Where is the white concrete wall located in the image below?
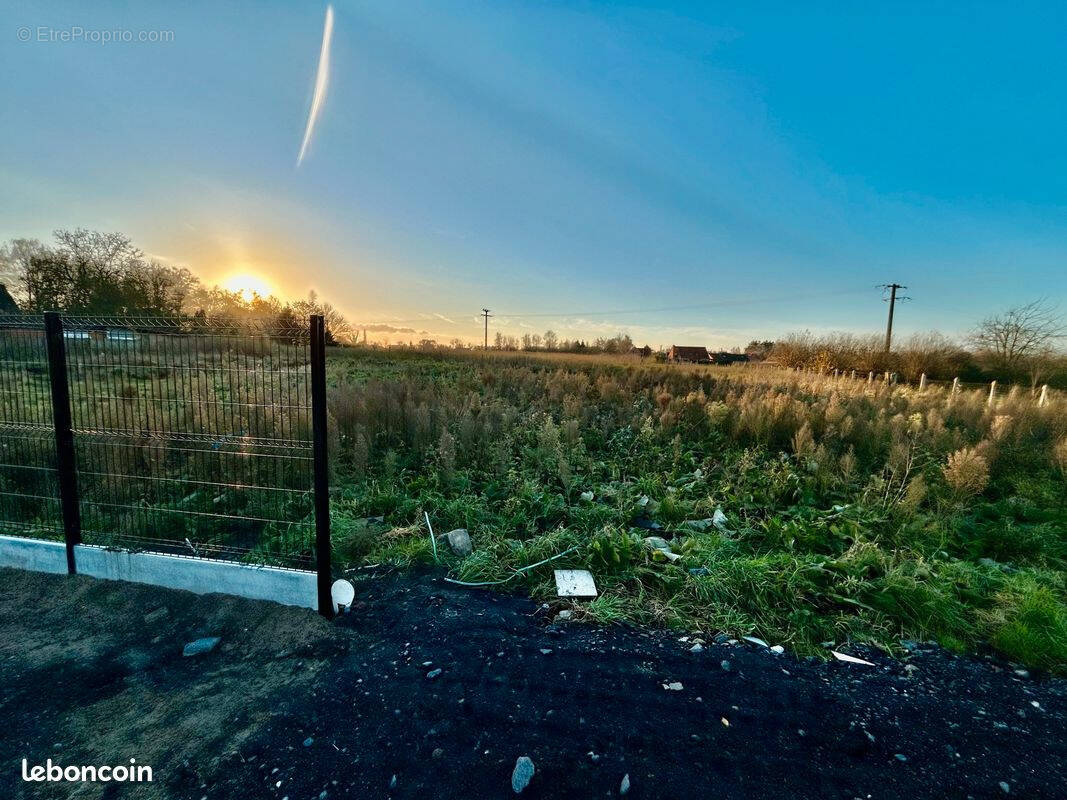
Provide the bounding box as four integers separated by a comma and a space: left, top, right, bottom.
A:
0, 535, 68, 574
0, 535, 318, 610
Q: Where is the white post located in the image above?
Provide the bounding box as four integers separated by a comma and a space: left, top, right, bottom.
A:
951, 377, 960, 394
987, 380, 997, 406
850, 370, 856, 380
1039, 384, 1049, 407
919, 373, 927, 390
884, 371, 891, 383
868, 371, 874, 384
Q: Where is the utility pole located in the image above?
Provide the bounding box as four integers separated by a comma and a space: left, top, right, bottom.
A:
878, 284, 910, 352
481, 308, 492, 350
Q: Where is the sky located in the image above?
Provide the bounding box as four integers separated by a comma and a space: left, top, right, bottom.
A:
1, 1, 1065, 347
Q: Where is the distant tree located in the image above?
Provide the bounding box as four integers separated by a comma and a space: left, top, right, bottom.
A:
0, 238, 44, 304
3, 229, 192, 315
744, 340, 775, 360
972, 300, 1065, 383
289, 291, 354, 344
543, 329, 558, 351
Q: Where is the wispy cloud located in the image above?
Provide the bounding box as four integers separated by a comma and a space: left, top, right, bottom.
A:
297, 6, 334, 166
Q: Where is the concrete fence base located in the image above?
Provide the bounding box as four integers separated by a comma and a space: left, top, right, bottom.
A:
0, 535, 318, 610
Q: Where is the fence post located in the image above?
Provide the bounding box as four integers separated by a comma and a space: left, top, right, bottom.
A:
987, 380, 997, 407
43, 312, 81, 575
1038, 384, 1049, 407
919, 373, 927, 391
310, 315, 333, 618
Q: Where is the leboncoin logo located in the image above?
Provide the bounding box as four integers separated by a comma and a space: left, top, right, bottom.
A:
22, 758, 153, 783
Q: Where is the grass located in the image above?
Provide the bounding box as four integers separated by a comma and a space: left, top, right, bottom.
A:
324, 348, 1067, 673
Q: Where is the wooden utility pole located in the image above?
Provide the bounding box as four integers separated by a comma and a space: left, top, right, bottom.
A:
481, 308, 492, 350
879, 284, 909, 352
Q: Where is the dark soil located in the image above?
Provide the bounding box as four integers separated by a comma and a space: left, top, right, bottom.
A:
1, 567, 1064, 800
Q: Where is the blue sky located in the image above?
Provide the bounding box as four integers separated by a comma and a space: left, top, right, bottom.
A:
1, 1, 1064, 346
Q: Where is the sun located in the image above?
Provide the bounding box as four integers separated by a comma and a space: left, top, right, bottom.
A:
221, 272, 276, 302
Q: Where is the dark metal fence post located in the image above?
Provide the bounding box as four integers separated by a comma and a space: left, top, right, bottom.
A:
310, 315, 333, 617
43, 312, 81, 574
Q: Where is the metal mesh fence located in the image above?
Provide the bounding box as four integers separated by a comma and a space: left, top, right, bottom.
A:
0, 318, 63, 541
0, 314, 319, 570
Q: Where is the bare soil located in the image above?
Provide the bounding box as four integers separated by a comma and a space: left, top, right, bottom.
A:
0, 566, 1064, 799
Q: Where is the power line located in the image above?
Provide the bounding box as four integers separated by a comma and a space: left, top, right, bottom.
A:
878, 283, 911, 352
350, 287, 873, 327
481, 308, 492, 350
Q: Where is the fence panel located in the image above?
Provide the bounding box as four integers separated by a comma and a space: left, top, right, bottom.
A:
56, 315, 319, 570
0, 316, 63, 542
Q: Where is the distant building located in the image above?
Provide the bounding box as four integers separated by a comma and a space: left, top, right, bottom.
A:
634, 345, 653, 358
667, 345, 711, 364
0, 284, 18, 313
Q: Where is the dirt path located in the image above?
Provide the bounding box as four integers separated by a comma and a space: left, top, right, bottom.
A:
0, 567, 1064, 799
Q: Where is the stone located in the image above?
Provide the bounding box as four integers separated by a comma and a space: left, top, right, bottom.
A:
426, 668, 443, 679
743, 636, 769, 648
555, 610, 573, 622
662, 681, 683, 691
303, 737, 314, 747
620, 774, 631, 795
999, 781, 1010, 794
182, 637, 221, 657
580, 491, 594, 502
144, 606, 169, 624
894, 753, 908, 762
444, 529, 472, 557
511, 756, 535, 793
690, 643, 704, 653
389, 775, 397, 790
770, 645, 785, 654
720, 660, 731, 671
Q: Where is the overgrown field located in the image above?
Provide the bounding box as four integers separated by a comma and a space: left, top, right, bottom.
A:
325, 349, 1067, 672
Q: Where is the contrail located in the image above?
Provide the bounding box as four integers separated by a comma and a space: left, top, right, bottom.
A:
297, 5, 334, 166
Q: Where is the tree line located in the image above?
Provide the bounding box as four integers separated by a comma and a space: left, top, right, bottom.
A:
768, 300, 1065, 387
0, 229, 353, 342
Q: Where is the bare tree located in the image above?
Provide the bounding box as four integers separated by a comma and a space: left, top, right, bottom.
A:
0, 238, 44, 305
971, 300, 1065, 382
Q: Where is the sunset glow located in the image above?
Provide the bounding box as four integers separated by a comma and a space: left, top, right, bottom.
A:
221, 273, 276, 302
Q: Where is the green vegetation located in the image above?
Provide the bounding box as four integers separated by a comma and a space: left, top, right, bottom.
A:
324, 349, 1067, 672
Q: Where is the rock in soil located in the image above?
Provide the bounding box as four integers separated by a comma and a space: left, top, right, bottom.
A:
511, 756, 535, 793
182, 636, 221, 657
443, 529, 472, 557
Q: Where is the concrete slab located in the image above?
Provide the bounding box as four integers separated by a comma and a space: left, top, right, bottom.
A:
554, 569, 598, 598
74, 545, 318, 609
0, 535, 68, 574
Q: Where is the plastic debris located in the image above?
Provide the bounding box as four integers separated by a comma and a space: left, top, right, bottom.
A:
644, 536, 681, 561
831, 651, 875, 666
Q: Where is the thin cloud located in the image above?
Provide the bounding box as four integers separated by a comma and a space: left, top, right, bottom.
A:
297, 6, 334, 166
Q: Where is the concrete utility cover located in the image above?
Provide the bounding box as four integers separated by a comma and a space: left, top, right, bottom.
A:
554, 569, 598, 597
